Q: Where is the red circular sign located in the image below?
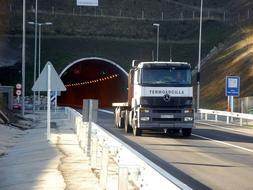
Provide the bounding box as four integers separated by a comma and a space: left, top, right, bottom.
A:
16, 83, 22, 89
16, 90, 21, 96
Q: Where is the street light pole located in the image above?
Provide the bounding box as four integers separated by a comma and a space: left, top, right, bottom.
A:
197, 0, 203, 111
38, 24, 41, 105
37, 22, 52, 105
153, 23, 160, 61
33, 0, 38, 113
22, 0, 26, 117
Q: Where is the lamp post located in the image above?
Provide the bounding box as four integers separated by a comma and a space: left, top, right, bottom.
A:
153, 23, 160, 61
196, 0, 203, 111
38, 22, 52, 105
28, 22, 52, 106
22, 0, 26, 117
32, 0, 38, 113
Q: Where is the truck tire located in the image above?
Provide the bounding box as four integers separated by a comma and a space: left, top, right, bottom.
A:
182, 128, 192, 137
114, 109, 118, 128
132, 120, 142, 136
114, 108, 123, 128
124, 111, 132, 133
119, 117, 124, 128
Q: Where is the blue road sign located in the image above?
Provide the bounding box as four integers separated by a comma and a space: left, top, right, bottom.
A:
226, 76, 240, 97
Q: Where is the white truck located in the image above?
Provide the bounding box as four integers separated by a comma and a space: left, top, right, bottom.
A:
112, 61, 194, 136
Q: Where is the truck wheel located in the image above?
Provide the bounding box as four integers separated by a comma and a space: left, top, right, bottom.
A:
119, 117, 124, 128
114, 108, 120, 128
182, 128, 192, 137
114, 110, 118, 128
132, 120, 142, 136
125, 111, 132, 133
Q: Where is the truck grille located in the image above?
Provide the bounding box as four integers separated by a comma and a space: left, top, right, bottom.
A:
153, 118, 181, 122
140, 97, 192, 108
153, 110, 181, 113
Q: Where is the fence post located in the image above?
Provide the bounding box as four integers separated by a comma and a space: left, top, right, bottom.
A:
142, 10, 144, 20
91, 137, 98, 169
205, 113, 207, 120
240, 118, 243, 126
83, 99, 98, 157
161, 11, 164, 20
180, 12, 183, 20
215, 114, 218, 122
226, 116, 229, 124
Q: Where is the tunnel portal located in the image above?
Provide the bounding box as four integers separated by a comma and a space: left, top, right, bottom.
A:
58, 58, 128, 108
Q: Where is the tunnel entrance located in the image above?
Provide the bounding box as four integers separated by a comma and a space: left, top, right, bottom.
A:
58, 57, 128, 108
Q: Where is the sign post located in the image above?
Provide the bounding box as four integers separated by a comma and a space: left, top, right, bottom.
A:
47, 64, 51, 140
32, 61, 66, 141
226, 76, 240, 114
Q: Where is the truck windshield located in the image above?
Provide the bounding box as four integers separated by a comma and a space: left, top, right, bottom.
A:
141, 68, 191, 85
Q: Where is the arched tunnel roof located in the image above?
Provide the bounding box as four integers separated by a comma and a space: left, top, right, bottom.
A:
58, 57, 128, 108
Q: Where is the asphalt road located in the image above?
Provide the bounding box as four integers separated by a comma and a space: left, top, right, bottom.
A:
96, 110, 253, 190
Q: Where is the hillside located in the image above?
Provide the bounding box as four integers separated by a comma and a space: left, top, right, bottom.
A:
200, 25, 253, 109
0, 0, 252, 110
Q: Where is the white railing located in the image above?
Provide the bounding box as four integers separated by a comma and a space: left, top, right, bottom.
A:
198, 109, 253, 126
64, 107, 191, 190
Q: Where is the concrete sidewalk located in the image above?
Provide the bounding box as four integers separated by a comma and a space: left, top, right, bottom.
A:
0, 112, 99, 190
196, 119, 253, 135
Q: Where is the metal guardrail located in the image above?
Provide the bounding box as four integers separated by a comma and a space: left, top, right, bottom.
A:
198, 109, 253, 126
64, 107, 192, 190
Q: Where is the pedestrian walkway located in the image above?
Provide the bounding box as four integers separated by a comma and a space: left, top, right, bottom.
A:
196, 119, 253, 135
0, 111, 99, 190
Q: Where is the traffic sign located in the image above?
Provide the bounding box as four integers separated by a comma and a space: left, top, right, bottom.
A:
16, 89, 21, 96
77, 0, 98, 6
16, 83, 22, 89
226, 76, 240, 97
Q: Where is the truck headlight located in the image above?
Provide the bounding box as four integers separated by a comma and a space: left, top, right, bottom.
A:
140, 108, 150, 113
140, 117, 150, 121
184, 117, 193, 121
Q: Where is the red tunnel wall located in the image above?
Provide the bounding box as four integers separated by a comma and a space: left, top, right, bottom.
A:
58, 59, 128, 108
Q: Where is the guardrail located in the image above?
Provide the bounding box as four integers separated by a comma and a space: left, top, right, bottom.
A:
198, 109, 253, 126
64, 106, 191, 190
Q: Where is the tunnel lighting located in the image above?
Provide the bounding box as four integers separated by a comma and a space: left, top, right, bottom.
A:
65, 74, 119, 88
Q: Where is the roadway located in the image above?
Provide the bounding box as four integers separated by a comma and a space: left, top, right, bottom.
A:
96, 110, 253, 190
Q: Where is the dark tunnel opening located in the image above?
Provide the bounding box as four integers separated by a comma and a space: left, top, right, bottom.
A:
58, 58, 128, 108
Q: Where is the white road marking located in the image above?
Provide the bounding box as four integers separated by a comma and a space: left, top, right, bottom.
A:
192, 133, 253, 153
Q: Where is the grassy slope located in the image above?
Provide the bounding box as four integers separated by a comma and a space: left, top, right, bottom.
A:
199, 0, 253, 109
200, 25, 253, 109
